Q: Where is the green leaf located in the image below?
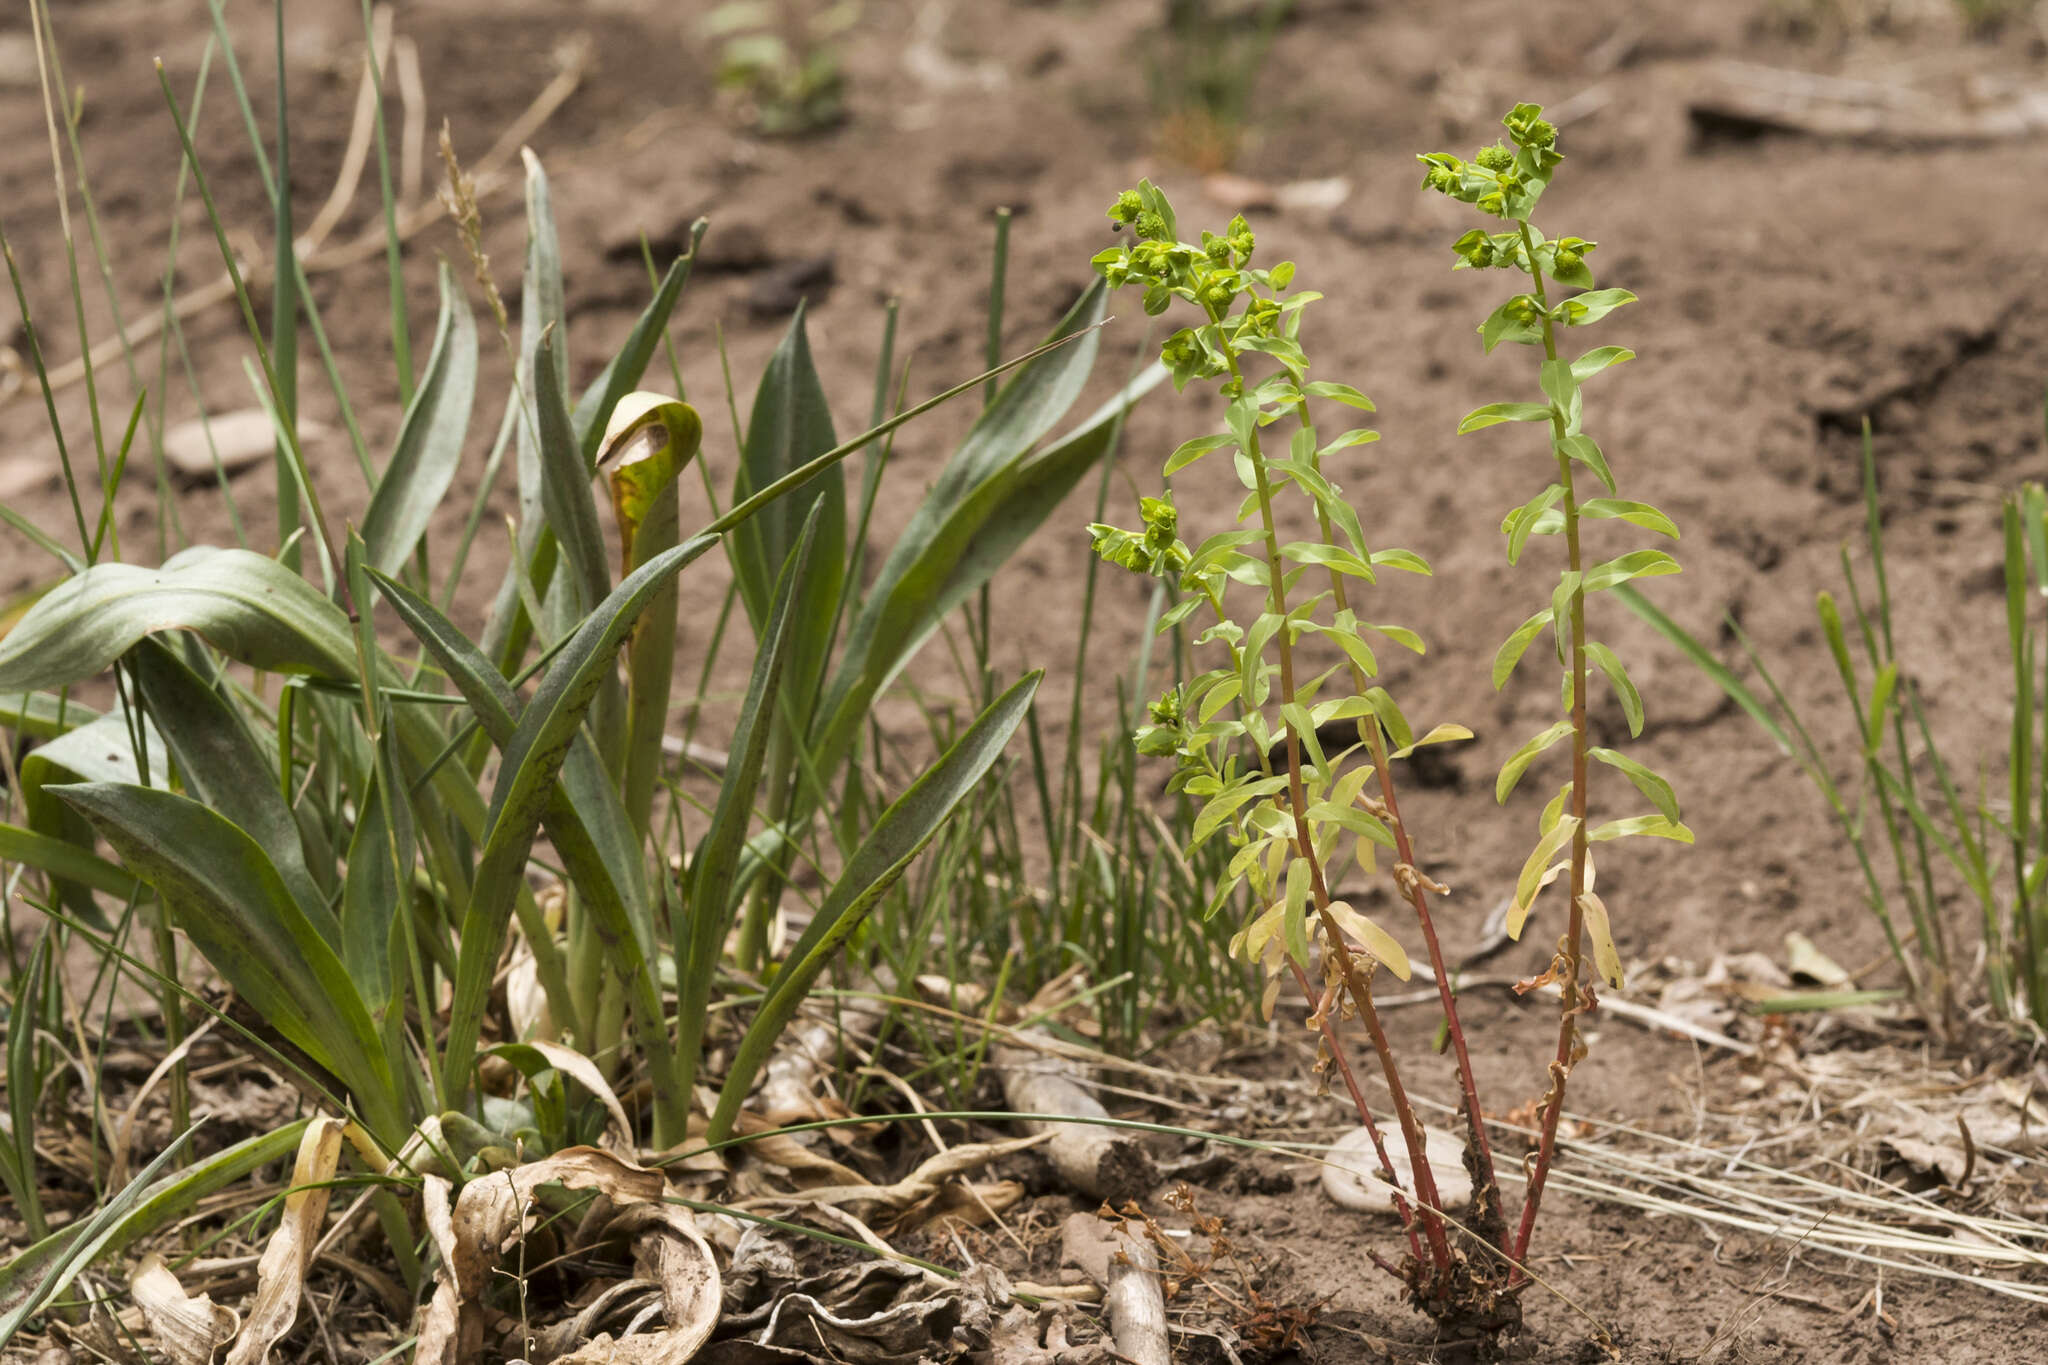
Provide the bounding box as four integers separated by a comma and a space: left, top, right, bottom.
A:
1556, 287, 1635, 326
512, 148, 570, 541
0, 822, 139, 901
442, 534, 720, 1108
1496, 720, 1573, 803
678, 506, 822, 1110
51, 784, 400, 1142
571, 253, 697, 463
127, 639, 329, 928
709, 671, 1042, 1142
1504, 484, 1565, 565
0, 691, 99, 740
1584, 641, 1643, 736
1580, 499, 1678, 539
1391, 723, 1474, 759
359, 261, 477, 576
1165, 432, 1233, 474
0, 547, 357, 693
1303, 380, 1374, 410
1611, 583, 1794, 756
536, 334, 612, 621
1369, 548, 1430, 575
1589, 815, 1694, 843
1554, 435, 1615, 493
1510, 814, 1579, 935
1493, 608, 1555, 689
340, 724, 413, 1026
1585, 549, 1681, 593
1282, 857, 1313, 968
1570, 346, 1635, 382
1361, 687, 1413, 752
1589, 747, 1680, 823
1457, 401, 1552, 434
814, 286, 1151, 777
730, 303, 846, 720
1316, 427, 1379, 457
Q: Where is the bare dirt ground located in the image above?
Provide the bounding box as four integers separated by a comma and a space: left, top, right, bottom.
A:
5, 0, 2048, 1360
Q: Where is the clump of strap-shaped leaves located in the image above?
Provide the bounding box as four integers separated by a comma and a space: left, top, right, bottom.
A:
1422, 102, 1690, 1282
1088, 184, 1517, 1328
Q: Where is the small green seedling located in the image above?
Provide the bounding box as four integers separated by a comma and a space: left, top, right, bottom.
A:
703, 0, 860, 136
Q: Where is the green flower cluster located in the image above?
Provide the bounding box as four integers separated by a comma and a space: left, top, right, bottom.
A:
1093, 180, 1300, 394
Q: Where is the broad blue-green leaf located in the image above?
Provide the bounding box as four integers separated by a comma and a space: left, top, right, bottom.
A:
571, 252, 696, 463
359, 260, 477, 575
341, 722, 414, 1024
440, 534, 719, 1108
730, 304, 845, 721
0, 692, 98, 740
0, 547, 356, 692
536, 334, 611, 622
128, 638, 328, 925
51, 784, 401, 1142
0, 823, 138, 901
708, 670, 1041, 1141
515, 148, 569, 541
18, 707, 167, 925
814, 294, 1155, 773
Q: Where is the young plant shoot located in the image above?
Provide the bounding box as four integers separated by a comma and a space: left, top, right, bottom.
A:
1088, 184, 1515, 1331
1422, 102, 1690, 1278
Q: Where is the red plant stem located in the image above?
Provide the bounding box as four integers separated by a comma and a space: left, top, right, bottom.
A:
1359, 724, 1503, 1240
1214, 332, 1456, 1278
1286, 402, 1505, 1250
1288, 959, 1426, 1267
1506, 218, 1593, 1280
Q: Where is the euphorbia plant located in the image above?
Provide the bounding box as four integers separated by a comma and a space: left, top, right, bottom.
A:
1088, 101, 1690, 1342
1423, 101, 1689, 1282
1087, 186, 1511, 1330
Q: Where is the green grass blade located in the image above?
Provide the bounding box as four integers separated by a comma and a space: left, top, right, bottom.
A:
1611, 584, 1792, 754
360, 261, 478, 576
0, 1120, 304, 1349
